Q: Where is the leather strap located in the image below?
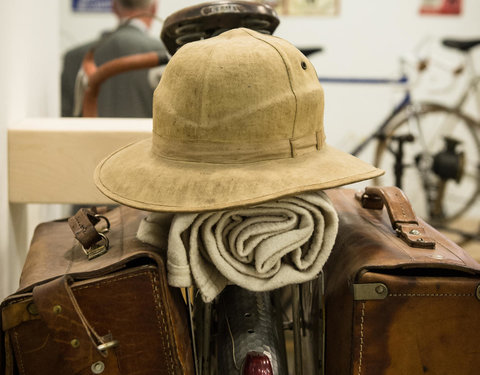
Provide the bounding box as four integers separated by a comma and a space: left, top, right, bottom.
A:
32, 276, 120, 374
68, 208, 103, 249
357, 186, 435, 249
1, 299, 41, 331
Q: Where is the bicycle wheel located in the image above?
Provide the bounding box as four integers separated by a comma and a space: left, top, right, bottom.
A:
374, 102, 480, 224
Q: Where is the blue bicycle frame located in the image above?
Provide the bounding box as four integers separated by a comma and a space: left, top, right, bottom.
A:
318, 75, 411, 157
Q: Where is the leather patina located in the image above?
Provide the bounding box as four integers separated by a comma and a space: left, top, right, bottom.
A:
324, 188, 480, 375
1, 206, 194, 375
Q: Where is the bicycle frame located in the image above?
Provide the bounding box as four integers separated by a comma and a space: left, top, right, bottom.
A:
317, 74, 412, 157
451, 52, 480, 115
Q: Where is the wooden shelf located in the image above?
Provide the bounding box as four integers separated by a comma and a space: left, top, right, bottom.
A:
8, 117, 151, 204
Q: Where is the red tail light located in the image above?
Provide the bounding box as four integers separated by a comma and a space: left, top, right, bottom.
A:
242, 352, 273, 375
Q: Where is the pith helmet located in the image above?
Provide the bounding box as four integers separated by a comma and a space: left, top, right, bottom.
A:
95, 28, 383, 212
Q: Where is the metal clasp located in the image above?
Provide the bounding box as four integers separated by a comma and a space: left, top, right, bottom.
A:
354, 283, 389, 301
82, 215, 111, 260
97, 339, 119, 353
83, 232, 109, 260
94, 214, 110, 234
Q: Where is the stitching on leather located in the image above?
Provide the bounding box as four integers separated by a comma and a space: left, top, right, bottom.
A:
358, 301, 365, 375
120, 206, 125, 258
13, 330, 26, 375
389, 293, 473, 297
72, 270, 176, 371
73, 272, 148, 291
149, 271, 175, 374
72, 270, 176, 372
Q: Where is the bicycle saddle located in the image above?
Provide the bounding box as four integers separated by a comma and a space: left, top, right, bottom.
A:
442, 38, 480, 52
160, 0, 279, 55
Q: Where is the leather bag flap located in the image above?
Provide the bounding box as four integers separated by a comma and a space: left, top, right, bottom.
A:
326, 188, 480, 282
17, 206, 162, 293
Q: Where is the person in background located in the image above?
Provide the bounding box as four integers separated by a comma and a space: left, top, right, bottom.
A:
61, 0, 167, 118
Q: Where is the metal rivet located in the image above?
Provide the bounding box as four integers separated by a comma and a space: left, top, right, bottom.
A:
416, 238, 425, 242
432, 254, 444, 259
375, 285, 386, 294
409, 229, 420, 235
53, 305, 62, 314
71, 339, 80, 348
91, 361, 105, 374
301, 61, 307, 70
476, 285, 480, 301
27, 302, 38, 315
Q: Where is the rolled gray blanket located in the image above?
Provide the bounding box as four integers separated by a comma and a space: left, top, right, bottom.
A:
137, 190, 338, 302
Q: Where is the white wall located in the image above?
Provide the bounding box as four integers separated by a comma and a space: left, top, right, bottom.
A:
273, 0, 480, 155
1, 0, 479, 299
0, 1, 66, 300
60, 0, 480, 153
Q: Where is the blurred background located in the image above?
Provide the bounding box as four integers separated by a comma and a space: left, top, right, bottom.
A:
1, 0, 479, 300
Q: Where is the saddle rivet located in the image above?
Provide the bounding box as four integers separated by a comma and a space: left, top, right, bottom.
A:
71, 339, 80, 348
53, 305, 62, 314
409, 229, 420, 235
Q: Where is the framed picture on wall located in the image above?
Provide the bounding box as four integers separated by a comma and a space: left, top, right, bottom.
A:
419, 0, 462, 15
72, 0, 112, 13
263, 0, 340, 16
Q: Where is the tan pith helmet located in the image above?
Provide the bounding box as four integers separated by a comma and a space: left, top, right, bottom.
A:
94, 28, 383, 212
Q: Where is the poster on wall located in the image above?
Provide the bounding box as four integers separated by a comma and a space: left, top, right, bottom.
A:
419, 0, 462, 15
262, 0, 340, 16
72, 0, 112, 13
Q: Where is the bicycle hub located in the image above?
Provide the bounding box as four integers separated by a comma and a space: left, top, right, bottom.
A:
432, 137, 465, 182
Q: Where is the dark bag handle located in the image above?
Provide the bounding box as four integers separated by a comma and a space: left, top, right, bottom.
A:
356, 186, 436, 249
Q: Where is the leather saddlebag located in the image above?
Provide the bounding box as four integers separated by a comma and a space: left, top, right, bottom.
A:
324, 187, 480, 375
1, 206, 194, 375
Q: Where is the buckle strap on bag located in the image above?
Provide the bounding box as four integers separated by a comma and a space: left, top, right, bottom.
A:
32, 276, 120, 374
356, 186, 435, 249
68, 208, 111, 260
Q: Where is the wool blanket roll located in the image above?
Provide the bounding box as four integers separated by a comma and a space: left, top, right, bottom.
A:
137, 191, 338, 302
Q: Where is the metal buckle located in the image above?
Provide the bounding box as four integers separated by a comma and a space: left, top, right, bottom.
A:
97, 339, 119, 352
82, 214, 110, 260
94, 214, 110, 234
82, 232, 109, 260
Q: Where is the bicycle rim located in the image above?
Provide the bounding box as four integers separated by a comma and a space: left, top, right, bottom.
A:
374, 103, 480, 223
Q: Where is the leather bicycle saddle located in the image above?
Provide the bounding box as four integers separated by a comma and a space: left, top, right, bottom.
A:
442, 38, 480, 52
160, 1, 280, 55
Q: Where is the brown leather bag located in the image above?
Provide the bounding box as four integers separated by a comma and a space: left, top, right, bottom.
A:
1, 206, 194, 375
324, 187, 480, 375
